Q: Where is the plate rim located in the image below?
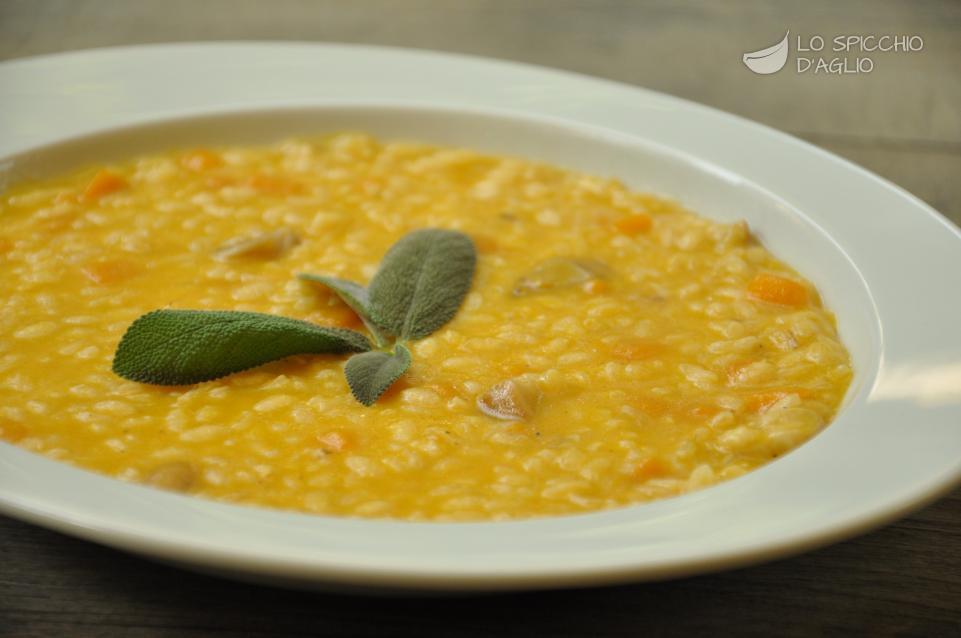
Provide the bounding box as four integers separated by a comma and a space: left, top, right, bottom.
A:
2, 41, 960, 591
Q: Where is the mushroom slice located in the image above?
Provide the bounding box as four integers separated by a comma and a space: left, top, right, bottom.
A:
477, 376, 542, 421
512, 257, 610, 296
145, 461, 196, 492
214, 228, 301, 261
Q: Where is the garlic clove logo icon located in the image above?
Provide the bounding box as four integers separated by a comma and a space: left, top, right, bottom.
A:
743, 31, 790, 74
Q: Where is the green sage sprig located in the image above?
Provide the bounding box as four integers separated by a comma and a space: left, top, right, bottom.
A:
300, 229, 476, 404
112, 229, 477, 406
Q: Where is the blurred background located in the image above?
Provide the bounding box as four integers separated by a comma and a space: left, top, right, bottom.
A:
1, 0, 959, 225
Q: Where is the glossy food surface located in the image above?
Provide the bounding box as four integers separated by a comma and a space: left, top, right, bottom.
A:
0, 134, 851, 520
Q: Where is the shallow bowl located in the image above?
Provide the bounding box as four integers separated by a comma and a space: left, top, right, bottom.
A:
1, 43, 960, 592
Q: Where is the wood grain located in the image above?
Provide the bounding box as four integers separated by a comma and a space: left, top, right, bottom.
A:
3, 491, 960, 637
1, 1, 959, 636
2, 0, 959, 144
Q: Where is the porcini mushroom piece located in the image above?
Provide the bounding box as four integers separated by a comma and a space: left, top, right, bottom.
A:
213, 228, 301, 261
145, 461, 196, 492
512, 257, 610, 296
477, 376, 542, 421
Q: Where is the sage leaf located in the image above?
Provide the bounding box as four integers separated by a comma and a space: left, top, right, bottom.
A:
298, 273, 390, 346
344, 344, 412, 406
113, 309, 371, 385
368, 229, 476, 340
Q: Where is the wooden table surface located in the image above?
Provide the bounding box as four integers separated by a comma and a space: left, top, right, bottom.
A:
1, 1, 959, 636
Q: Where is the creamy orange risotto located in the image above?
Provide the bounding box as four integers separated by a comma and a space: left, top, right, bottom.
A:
0, 134, 852, 520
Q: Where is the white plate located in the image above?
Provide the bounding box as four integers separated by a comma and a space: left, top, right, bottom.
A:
1, 43, 960, 592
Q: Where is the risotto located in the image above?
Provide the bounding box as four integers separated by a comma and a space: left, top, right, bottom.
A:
0, 134, 852, 520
